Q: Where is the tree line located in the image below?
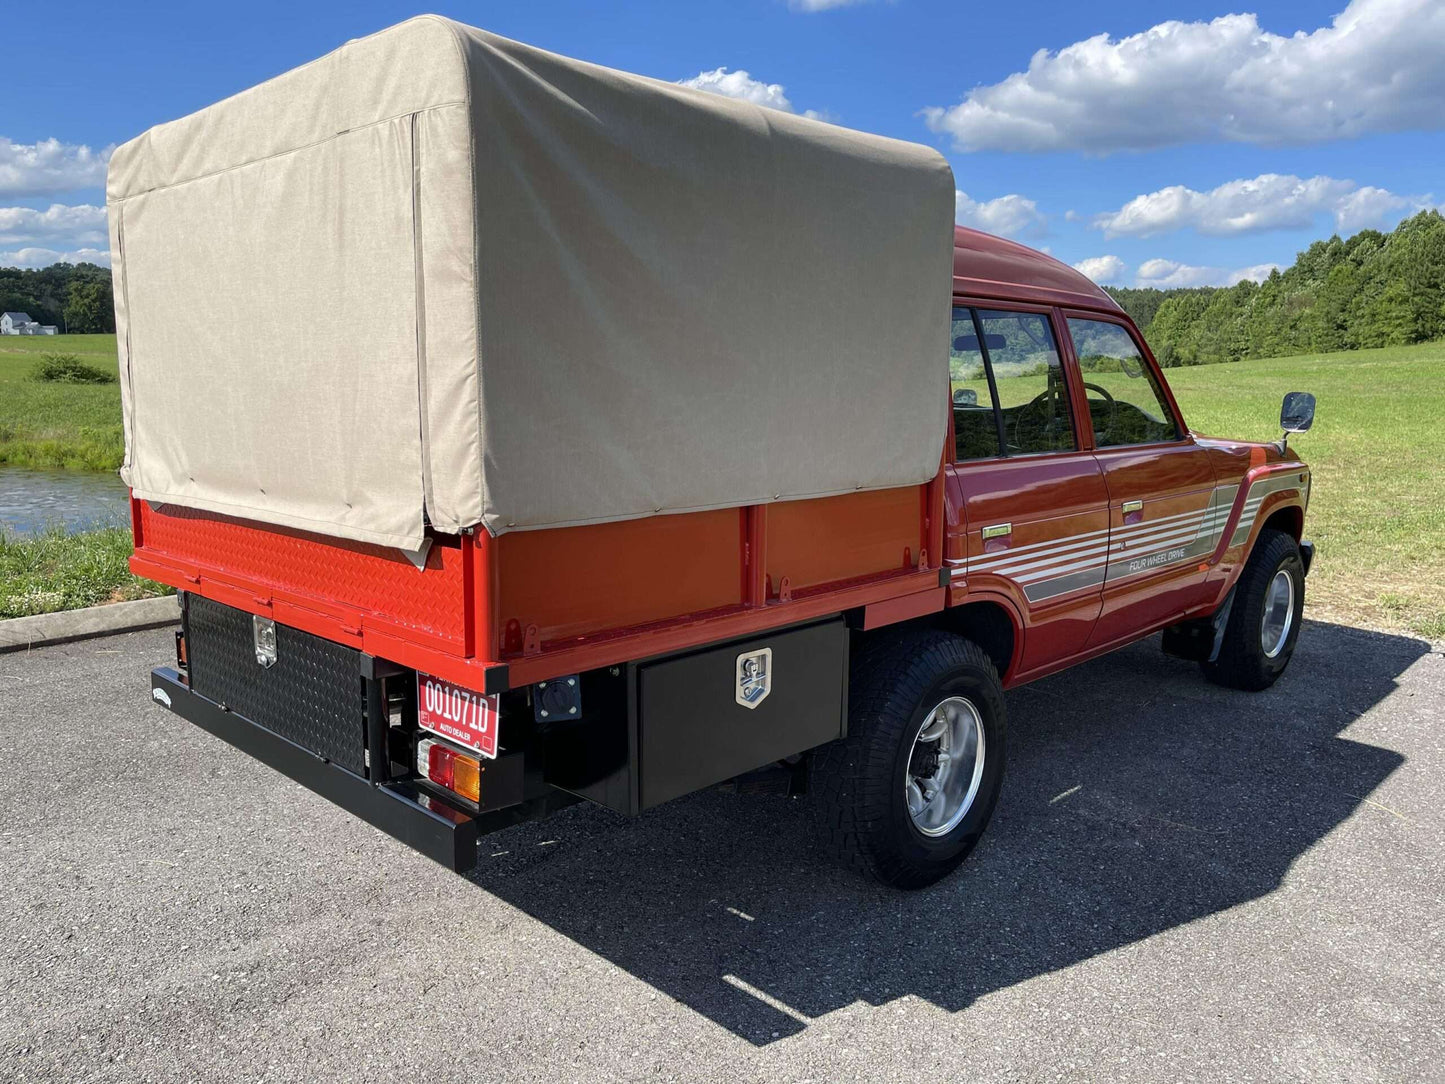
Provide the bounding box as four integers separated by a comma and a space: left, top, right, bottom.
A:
1107, 210, 1445, 366
6, 211, 1444, 354
0, 263, 115, 334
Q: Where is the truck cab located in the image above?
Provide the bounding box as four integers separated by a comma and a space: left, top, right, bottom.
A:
941, 227, 1312, 690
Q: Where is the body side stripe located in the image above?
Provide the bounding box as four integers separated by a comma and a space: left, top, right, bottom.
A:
970, 506, 1218, 572
953, 476, 1302, 600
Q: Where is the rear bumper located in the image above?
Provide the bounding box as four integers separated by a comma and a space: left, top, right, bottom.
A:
149, 667, 480, 871
1300, 540, 1315, 577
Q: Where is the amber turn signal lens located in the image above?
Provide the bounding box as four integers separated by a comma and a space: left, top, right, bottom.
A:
449, 754, 481, 804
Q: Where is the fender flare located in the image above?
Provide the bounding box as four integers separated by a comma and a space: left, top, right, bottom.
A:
1209, 464, 1309, 568
943, 585, 1027, 679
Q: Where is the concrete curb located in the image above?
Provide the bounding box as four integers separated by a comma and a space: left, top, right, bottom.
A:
0, 595, 179, 653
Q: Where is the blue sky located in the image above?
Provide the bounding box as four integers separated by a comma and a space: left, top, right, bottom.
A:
3, 0, 1442, 287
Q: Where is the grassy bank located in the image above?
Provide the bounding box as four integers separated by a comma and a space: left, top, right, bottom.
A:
0, 526, 172, 619
0, 333, 122, 470
1165, 341, 1445, 639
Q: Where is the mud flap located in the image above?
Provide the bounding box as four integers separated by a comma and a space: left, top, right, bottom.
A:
1161, 587, 1237, 664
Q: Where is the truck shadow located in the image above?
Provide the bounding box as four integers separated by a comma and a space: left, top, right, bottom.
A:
466, 619, 1424, 1045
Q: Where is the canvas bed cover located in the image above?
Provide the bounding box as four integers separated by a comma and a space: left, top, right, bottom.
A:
107, 15, 955, 550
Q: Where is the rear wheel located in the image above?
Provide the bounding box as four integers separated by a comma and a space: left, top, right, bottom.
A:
1203, 528, 1305, 691
811, 630, 1006, 889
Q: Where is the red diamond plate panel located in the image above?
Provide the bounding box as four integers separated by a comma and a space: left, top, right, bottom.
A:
136, 502, 468, 648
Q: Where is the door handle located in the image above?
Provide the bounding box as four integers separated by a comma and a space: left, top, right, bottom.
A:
1122, 500, 1143, 514
981, 523, 1012, 552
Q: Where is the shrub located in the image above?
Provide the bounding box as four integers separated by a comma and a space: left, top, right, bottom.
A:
31, 353, 116, 385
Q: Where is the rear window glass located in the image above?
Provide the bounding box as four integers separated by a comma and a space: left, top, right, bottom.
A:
950, 309, 1000, 460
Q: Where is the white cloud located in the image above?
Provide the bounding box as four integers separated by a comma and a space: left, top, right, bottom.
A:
787, 0, 871, 9
0, 203, 107, 245
0, 246, 110, 269
0, 138, 112, 198
1135, 260, 1222, 288
678, 68, 797, 113
954, 190, 1045, 239
1072, 255, 1127, 285
679, 68, 831, 120
1227, 263, 1282, 286
1332, 186, 1434, 234
1135, 258, 1279, 288
923, 0, 1445, 153
1093, 174, 1432, 238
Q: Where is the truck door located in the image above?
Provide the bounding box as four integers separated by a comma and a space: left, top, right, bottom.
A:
947, 305, 1109, 675
1062, 314, 1220, 648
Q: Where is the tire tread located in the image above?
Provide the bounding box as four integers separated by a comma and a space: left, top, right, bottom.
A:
1203, 528, 1303, 691
811, 629, 1003, 887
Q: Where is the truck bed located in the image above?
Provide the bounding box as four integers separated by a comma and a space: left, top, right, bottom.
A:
131, 479, 946, 692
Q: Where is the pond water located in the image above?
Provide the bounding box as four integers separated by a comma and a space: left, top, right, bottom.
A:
0, 468, 131, 538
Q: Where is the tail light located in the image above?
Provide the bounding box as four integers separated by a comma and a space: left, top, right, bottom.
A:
416, 737, 481, 804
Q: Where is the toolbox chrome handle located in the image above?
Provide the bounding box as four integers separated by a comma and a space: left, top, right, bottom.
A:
981, 523, 1012, 541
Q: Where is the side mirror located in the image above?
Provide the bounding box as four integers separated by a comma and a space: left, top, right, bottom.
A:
1278, 391, 1315, 455
1119, 357, 1144, 379
1280, 391, 1316, 433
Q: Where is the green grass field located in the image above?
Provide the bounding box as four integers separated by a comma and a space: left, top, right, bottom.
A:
1167, 342, 1445, 639
0, 334, 1441, 636
0, 333, 123, 470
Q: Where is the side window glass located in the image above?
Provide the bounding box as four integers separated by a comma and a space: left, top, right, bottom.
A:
1067, 318, 1180, 447
950, 307, 1001, 460
976, 309, 1077, 454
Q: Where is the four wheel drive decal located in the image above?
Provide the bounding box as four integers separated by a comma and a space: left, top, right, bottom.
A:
948, 473, 1305, 602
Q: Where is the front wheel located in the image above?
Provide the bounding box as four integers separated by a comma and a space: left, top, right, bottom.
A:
810, 630, 1006, 889
1202, 528, 1305, 691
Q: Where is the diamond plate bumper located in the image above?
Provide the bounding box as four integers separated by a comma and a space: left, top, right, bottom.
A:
149, 667, 480, 871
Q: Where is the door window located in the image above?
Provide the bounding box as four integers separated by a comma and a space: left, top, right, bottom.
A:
976, 309, 1076, 455
950, 307, 1078, 460
1067, 318, 1180, 447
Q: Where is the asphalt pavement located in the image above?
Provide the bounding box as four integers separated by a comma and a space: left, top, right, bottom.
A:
1, 620, 1441, 1083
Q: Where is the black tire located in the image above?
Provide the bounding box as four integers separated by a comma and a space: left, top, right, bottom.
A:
1202, 528, 1305, 691
810, 629, 1006, 889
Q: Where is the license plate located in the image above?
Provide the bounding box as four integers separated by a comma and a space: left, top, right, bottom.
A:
417, 673, 499, 759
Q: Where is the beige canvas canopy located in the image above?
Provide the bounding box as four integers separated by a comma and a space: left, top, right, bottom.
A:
108, 15, 955, 550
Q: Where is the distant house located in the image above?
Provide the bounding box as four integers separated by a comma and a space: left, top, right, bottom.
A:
0, 311, 58, 335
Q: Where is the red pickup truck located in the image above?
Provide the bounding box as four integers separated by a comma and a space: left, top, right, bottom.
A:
130, 223, 1314, 888
115, 18, 1314, 889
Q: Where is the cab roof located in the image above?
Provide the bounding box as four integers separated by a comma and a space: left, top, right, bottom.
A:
953, 226, 1121, 314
